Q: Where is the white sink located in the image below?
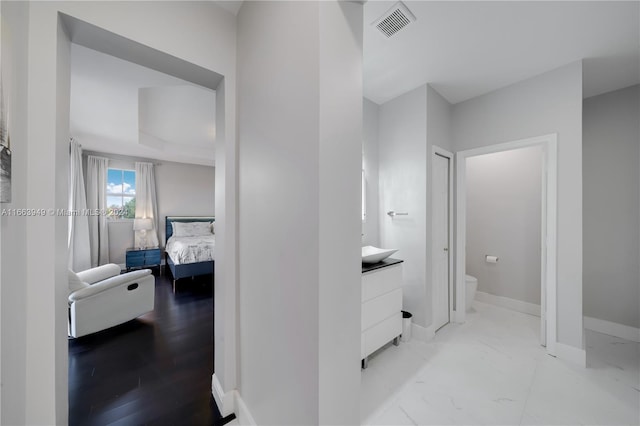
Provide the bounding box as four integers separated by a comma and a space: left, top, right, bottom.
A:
362, 246, 398, 264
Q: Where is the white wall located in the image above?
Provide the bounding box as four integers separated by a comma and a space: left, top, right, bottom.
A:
318, 5, 362, 422
237, 3, 319, 420
377, 85, 453, 330
426, 86, 453, 154
379, 85, 428, 327
24, 7, 71, 423
0, 2, 29, 424
452, 61, 584, 350
212, 73, 238, 417
466, 146, 543, 306
237, 2, 362, 424
10, 2, 237, 423
583, 85, 640, 329
363, 98, 380, 246
155, 161, 215, 243
425, 85, 453, 327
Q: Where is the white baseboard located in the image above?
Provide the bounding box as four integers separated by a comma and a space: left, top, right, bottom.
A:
555, 342, 586, 367
235, 391, 257, 426
584, 316, 640, 342
475, 291, 541, 317
211, 374, 235, 417
411, 322, 435, 342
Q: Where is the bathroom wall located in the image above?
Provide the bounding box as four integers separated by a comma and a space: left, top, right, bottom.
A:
363, 98, 380, 246
425, 85, 453, 327
426, 85, 453, 155
583, 84, 639, 329
378, 85, 428, 327
452, 61, 584, 350
377, 84, 453, 331
466, 146, 543, 307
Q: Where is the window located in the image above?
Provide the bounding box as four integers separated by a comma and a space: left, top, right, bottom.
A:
107, 168, 136, 219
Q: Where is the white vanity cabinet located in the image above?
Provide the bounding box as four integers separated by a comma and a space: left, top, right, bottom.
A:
361, 260, 403, 368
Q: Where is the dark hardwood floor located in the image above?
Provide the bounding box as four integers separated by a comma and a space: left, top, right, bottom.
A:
69, 271, 234, 425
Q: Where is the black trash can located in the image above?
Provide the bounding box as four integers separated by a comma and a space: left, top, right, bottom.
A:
401, 310, 412, 342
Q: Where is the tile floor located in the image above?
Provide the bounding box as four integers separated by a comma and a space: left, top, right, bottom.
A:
361, 301, 640, 425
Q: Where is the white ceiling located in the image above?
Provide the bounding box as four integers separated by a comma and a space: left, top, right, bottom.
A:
70, 44, 216, 166
70, 1, 639, 161
364, 1, 640, 105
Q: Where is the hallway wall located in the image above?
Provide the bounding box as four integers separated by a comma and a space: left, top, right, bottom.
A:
237, 2, 363, 424
0, 2, 29, 424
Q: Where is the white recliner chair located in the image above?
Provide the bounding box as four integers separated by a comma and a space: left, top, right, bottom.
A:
68, 264, 155, 338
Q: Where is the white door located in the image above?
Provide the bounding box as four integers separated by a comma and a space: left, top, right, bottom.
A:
432, 153, 450, 331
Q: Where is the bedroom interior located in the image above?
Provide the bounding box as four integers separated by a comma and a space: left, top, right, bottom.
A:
69, 41, 217, 269
65, 23, 220, 424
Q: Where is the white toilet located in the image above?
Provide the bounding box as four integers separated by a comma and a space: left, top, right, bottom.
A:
465, 275, 478, 311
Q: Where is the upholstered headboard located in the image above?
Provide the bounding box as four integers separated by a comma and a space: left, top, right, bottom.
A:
165, 216, 215, 243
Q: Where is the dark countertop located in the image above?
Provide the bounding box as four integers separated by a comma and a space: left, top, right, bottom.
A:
362, 257, 403, 274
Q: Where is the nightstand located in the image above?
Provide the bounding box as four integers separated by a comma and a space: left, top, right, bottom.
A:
126, 247, 161, 274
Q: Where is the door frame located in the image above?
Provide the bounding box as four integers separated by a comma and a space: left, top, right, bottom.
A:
431, 146, 455, 330
454, 134, 557, 356
53, 12, 239, 420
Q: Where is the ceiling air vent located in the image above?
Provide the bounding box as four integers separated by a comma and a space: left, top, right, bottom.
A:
373, 1, 416, 38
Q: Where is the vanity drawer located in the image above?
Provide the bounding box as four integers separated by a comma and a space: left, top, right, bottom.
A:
361, 312, 402, 358
362, 288, 402, 332
362, 264, 402, 302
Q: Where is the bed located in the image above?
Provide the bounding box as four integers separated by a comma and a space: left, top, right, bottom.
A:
165, 216, 215, 292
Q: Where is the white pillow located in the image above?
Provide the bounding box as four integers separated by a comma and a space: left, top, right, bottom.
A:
68, 269, 89, 294
191, 222, 213, 235
172, 221, 213, 237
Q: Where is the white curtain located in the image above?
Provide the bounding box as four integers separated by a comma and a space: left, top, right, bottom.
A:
134, 162, 159, 248
68, 139, 91, 271
86, 155, 110, 266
